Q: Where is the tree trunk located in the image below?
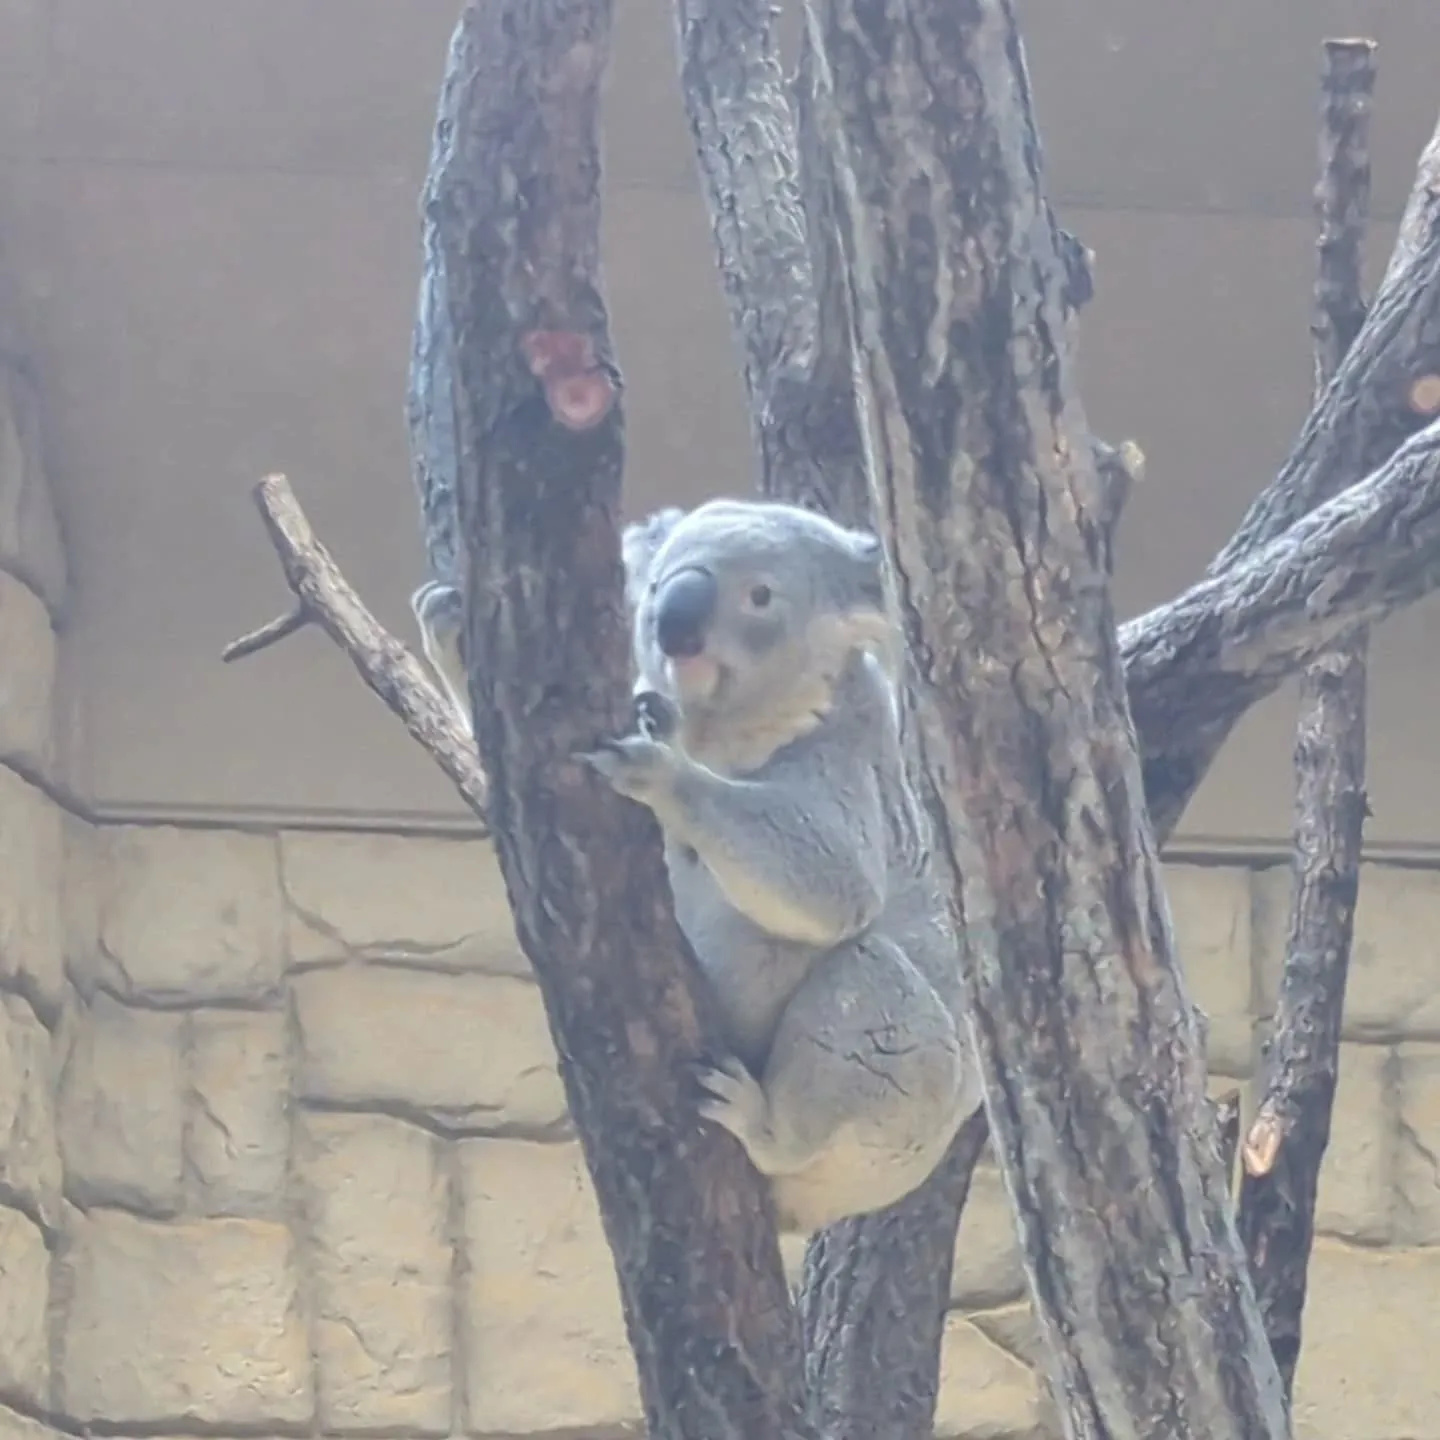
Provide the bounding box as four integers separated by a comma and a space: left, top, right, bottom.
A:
672, 7, 986, 1437
811, 0, 1289, 1431
415, 6, 810, 1436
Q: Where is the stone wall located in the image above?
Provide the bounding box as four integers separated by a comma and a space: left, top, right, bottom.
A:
4, 365, 1440, 1440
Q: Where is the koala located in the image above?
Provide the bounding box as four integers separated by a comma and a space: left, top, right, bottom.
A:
583, 497, 981, 1234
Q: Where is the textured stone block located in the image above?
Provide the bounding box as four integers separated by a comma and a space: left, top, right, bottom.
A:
934, 1312, 1042, 1439
93, 826, 284, 1003
0, 572, 54, 779
293, 967, 565, 1130
0, 767, 63, 1012
1293, 1240, 1440, 1440
1396, 1042, 1440, 1244
188, 1009, 290, 1216
1311, 1042, 1393, 1243
57, 992, 184, 1214
1164, 863, 1254, 1075
952, 1164, 1025, 1309
0, 366, 67, 615
0, 1206, 49, 1405
299, 1113, 451, 1433
459, 1139, 639, 1432
1254, 862, 1440, 1037
0, 994, 63, 1226
281, 830, 525, 973
58, 1209, 312, 1426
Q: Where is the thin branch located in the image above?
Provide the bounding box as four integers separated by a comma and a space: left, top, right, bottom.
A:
224, 473, 489, 827
1236, 37, 1376, 1402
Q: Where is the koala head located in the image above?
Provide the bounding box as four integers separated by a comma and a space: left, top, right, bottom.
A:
624, 498, 890, 726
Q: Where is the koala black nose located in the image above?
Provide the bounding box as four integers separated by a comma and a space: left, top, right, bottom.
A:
654, 567, 718, 659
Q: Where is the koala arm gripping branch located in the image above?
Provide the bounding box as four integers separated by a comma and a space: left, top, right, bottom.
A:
667, 757, 889, 947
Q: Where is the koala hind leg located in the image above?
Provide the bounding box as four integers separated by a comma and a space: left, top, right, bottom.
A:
698, 933, 979, 1234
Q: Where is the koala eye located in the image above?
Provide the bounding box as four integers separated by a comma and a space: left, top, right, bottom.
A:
747, 583, 773, 610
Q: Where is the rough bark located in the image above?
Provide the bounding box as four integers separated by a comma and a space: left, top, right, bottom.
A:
1236, 39, 1375, 1402
672, 6, 981, 1438
1141, 103, 1440, 836
811, 0, 1289, 1433
417, 6, 810, 1437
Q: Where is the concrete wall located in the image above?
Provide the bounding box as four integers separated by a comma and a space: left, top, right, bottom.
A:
4, 368, 1440, 1440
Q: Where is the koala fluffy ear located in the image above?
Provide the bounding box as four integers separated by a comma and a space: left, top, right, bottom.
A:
621, 507, 685, 617
846, 527, 887, 608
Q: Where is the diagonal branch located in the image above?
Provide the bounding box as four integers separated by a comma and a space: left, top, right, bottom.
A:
1124, 413, 1440, 835
1235, 37, 1376, 1402
223, 473, 489, 824
1142, 98, 1440, 834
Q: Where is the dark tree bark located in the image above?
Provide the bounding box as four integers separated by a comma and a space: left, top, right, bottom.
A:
810, 0, 1291, 1433
415, 6, 810, 1437
1236, 39, 1376, 1402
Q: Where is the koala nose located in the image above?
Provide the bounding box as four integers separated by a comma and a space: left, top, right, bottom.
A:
654, 567, 718, 658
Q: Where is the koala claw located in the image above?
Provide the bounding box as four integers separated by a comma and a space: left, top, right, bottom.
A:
633, 689, 678, 740
695, 1057, 771, 1146
577, 733, 678, 806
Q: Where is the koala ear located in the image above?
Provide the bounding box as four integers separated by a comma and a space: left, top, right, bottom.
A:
622, 507, 685, 616
846, 527, 886, 608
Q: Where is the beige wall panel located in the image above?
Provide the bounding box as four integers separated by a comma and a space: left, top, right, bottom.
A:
7, 1, 1440, 844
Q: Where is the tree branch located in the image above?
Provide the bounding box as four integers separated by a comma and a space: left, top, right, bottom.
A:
1235, 37, 1376, 1402
223, 473, 490, 825
812, 0, 1288, 1431
1137, 96, 1440, 833
418, 5, 810, 1437
1125, 412, 1440, 844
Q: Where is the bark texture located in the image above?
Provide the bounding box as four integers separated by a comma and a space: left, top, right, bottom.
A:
672, 6, 982, 1437
812, 0, 1289, 1433
1236, 39, 1376, 1402
416, 6, 810, 1437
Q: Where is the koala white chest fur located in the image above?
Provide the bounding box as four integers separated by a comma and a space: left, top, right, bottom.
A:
585, 497, 983, 1234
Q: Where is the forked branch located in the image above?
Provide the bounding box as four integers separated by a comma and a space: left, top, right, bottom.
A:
223, 472, 489, 825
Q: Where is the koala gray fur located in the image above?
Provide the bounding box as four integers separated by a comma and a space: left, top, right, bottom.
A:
586, 497, 981, 1234
411, 579, 474, 737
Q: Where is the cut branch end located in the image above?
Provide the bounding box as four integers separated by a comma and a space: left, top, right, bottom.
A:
1407, 373, 1440, 415
1242, 1108, 1284, 1178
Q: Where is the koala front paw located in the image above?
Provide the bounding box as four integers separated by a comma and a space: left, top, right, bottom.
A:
578, 733, 680, 810
694, 1057, 778, 1159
